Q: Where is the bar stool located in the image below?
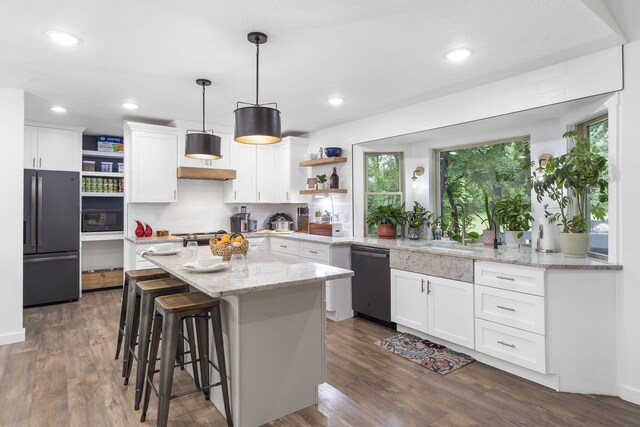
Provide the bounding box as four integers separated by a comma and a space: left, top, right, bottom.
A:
116, 268, 168, 362
123, 278, 200, 412
140, 292, 233, 427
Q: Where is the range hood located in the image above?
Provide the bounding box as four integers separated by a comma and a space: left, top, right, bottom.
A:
177, 167, 236, 181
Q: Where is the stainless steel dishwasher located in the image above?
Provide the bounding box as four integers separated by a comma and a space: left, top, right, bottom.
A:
351, 245, 394, 327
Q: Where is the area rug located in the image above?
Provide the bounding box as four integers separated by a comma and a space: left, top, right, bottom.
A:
375, 333, 475, 375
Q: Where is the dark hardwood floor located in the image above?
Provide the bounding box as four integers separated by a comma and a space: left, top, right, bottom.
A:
1, 289, 639, 426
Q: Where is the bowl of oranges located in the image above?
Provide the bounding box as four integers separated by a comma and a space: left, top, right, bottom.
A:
210, 231, 249, 261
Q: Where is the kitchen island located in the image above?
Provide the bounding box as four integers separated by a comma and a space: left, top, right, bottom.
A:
143, 247, 353, 427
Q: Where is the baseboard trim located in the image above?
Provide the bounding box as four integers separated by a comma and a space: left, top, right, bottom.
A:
619, 384, 640, 405
0, 329, 25, 346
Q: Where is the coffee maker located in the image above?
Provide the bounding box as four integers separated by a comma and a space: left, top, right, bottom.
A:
230, 206, 257, 233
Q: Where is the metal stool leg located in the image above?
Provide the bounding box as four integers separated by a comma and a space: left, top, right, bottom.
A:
134, 293, 155, 410
177, 321, 185, 370
156, 312, 180, 427
140, 312, 162, 423
115, 275, 128, 360
184, 317, 201, 390
195, 316, 210, 401
212, 305, 233, 427
123, 291, 140, 383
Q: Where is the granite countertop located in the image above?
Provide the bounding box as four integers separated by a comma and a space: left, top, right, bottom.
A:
125, 235, 184, 244
142, 246, 354, 297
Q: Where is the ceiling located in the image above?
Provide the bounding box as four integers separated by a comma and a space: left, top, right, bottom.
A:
1, 0, 639, 136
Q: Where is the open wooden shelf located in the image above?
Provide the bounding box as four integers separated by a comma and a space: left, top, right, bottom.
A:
299, 157, 347, 167
299, 188, 348, 195
177, 166, 236, 181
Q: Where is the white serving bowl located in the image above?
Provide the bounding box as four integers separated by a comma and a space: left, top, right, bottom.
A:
155, 243, 173, 251
197, 256, 223, 267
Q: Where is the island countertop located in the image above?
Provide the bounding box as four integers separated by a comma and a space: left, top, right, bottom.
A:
142, 246, 354, 297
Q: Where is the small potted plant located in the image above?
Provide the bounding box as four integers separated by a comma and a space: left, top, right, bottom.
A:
533, 130, 608, 257
475, 191, 498, 246
494, 194, 533, 248
405, 201, 433, 240
316, 174, 328, 190
366, 204, 406, 239
314, 208, 323, 223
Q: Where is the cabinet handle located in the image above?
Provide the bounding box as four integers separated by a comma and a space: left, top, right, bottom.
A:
257, 191, 260, 201
497, 340, 516, 349
32, 157, 35, 168
39, 158, 42, 168
309, 250, 318, 254
174, 189, 176, 200
286, 191, 289, 200
280, 245, 287, 248
497, 305, 516, 312
234, 191, 237, 200
496, 275, 515, 281
421, 279, 425, 293
427, 280, 431, 294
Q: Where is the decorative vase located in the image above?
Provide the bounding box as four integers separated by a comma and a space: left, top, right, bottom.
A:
377, 224, 397, 239
504, 230, 522, 248
558, 232, 589, 258
329, 167, 340, 189
482, 229, 496, 246
407, 226, 422, 240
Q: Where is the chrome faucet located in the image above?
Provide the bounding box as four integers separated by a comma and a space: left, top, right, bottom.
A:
451, 203, 467, 246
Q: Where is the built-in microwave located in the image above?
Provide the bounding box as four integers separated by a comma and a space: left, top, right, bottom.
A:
82, 209, 123, 232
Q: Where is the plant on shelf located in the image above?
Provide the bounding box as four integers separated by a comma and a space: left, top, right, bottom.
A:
494, 193, 534, 248
475, 191, 498, 246
314, 208, 323, 223
405, 201, 433, 240
316, 174, 328, 190
366, 204, 406, 239
532, 130, 608, 257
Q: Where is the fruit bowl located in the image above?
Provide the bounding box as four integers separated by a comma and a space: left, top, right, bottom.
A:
210, 232, 249, 261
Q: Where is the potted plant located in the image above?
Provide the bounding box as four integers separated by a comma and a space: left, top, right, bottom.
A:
405, 202, 433, 240
533, 130, 608, 257
366, 204, 406, 239
475, 191, 498, 246
494, 194, 533, 248
314, 208, 323, 223
316, 174, 328, 190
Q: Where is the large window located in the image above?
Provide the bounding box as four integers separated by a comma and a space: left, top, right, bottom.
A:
438, 138, 531, 238
365, 153, 403, 235
578, 115, 608, 257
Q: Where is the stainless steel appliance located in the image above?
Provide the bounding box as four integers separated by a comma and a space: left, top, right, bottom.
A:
535, 219, 559, 253
296, 207, 309, 232
351, 245, 394, 327
230, 206, 256, 233
268, 213, 294, 231
24, 169, 80, 306
175, 231, 226, 247
82, 208, 123, 232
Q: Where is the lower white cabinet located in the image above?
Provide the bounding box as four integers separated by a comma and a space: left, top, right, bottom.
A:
391, 268, 474, 348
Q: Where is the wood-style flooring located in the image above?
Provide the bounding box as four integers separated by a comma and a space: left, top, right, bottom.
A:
1, 289, 639, 426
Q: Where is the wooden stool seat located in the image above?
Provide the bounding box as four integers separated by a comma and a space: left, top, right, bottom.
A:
136, 278, 188, 293
125, 267, 168, 280
155, 291, 220, 313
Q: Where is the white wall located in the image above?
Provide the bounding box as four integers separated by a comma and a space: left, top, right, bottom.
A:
618, 39, 640, 405
0, 87, 25, 345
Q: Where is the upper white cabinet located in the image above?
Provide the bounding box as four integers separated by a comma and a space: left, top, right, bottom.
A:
224, 136, 308, 204
24, 124, 83, 171
391, 268, 474, 349
125, 122, 178, 203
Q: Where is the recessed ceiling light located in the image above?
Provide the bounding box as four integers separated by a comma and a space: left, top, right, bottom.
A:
122, 102, 139, 110
50, 106, 67, 113
46, 30, 81, 46
445, 48, 473, 62
328, 97, 344, 106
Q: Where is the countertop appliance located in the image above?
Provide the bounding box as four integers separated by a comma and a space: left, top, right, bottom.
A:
24, 170, 80, 306
174, 231, 225, 247
82, 208, 123, 232
230, 206, 257, 233
351, 245, 394, 327
268, 213, 294, 231
296, 207, 309, 232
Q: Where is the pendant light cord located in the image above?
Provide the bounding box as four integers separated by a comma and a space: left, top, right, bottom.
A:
255, 42, 260, 106
201, 83, 206, 132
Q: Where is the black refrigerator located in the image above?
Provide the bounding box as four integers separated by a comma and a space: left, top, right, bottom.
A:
23, 169, 80, 306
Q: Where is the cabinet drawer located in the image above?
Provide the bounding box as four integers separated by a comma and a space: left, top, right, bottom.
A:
270, 238, 300, 256
475, 319, 546, 373
300, 242, 330, 263
475, 285, 545, 334
475, 261, 545, 296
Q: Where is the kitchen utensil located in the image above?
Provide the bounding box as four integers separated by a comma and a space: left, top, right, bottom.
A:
267, 213, 294, 230
155, 243, 173, 251
196, 256, 223, 267
229, 254, 247, 272
271, 220, 293, 232
186, 241, 198, 261
535, 219, 559, 252
180, 263, 228, 273
324, 147, 342, 157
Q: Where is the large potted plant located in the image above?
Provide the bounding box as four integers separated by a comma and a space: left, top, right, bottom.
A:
494, 194, 533, 248
366, 204, 406, 239
476, 191, 498, 246
405, 202, 433, 240
533, 130, 608, 257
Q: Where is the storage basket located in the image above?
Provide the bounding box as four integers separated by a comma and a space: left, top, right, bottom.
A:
210, 231, 249, 261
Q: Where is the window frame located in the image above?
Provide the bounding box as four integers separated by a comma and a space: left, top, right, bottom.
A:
364, 152, 404, 236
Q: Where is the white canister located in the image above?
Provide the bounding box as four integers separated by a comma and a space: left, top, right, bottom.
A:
535, 219, 559, 252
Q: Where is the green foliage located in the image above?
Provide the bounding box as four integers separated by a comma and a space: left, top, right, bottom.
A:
532, 131, 608, 233
405, 202, 433, 229
367, 154, 400, 192
316, 174, 328, 183
475, 191, 496, 230
366, 204, 406, 228
494, 194, 534, 238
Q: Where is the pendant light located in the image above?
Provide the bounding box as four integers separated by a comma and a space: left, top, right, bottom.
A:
234, 32, 282, 145
185, 79, 222, 160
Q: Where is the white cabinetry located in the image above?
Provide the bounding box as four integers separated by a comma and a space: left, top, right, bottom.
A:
391, 268, 474, 348
256, 145, 276, 202
225, 142, 256, 203
24, 124, 83, 171
125, 122, 178, 203
273, 138, 308, 203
